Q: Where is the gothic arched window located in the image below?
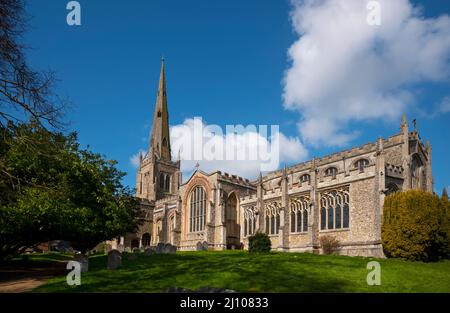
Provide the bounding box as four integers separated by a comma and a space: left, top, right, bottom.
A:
410, 154, 423, 189
321, 207, 326, 230
244, 206, 257, 237
159, 173, 165, 190
320, 187, 350, 230
265, 202, 281, 235
165, 174, 171, 192
355, 159, 370, 172
189, 186, 207, 232
290, 195, 310, 233
325, 167, 338, 179
300, 174, 310, 184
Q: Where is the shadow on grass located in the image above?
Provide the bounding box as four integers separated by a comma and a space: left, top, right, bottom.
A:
35, 251, 357, 293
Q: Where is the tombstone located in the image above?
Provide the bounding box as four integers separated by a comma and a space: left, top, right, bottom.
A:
163, 243, 177, 254
132, 247, 140, 254
144, 247, 155, 256
74, 254, 89, 272
155, 243, 165, 254
107, 249, 122, 270
196, 241, 208, 251
169, 245, 177, 254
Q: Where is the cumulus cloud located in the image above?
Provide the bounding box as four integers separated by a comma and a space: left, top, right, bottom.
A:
283, 0, 450, 146
130, 149, 145, 167
170, 118, 308, 179
438, 96, 450, 113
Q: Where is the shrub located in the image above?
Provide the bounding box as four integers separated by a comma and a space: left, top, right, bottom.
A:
320, 235, 340, 255
248, 232, 271, 253
382, 190, 449, 262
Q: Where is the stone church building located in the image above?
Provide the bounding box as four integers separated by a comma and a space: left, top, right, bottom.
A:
110, 61, 433, 257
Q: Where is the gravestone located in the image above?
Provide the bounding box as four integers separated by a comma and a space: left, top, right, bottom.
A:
74, 254, 89, 272
155, 243, 165, 254
169, 244, 177, 254
107, 249, 122, 270
144, 247, 155, 256
132, 247, 140, 254
196, 241, 208, 251
163, 243, 177, 254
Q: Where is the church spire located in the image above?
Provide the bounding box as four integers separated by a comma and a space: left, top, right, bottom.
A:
149, 58, 171, 161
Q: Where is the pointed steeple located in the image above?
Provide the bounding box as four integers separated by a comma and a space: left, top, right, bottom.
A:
149, 58, 171, 161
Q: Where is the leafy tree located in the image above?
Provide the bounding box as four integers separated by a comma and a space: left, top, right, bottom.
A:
382, 190, 449, 262
0, 123, 142, 260
248, 232, 271, 253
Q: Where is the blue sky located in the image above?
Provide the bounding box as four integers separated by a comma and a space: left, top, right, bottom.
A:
24, 0, 449, 194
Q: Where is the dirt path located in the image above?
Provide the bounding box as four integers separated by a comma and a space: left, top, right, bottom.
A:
0, 262, 67, 293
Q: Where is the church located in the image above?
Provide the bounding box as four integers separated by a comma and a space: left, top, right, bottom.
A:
110, 61, 433, 257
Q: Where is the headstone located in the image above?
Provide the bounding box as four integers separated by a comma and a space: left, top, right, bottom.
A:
144, 247, 155, 256
196, 241, 204, 251
155, 243, 165, 254
202, 241, 209, 251
132, 247, 140, 254
169, 245, 177, 254
107, 249, 122, 270
74, 254, 89, 272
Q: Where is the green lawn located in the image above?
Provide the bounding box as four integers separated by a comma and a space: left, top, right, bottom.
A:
33, 251, 450, 293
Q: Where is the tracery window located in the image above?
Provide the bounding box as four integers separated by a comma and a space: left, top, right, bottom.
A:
290, 195, 309, 233
189, 186, 207, 232
265, 201, 281, 235
320, 186, 350, 230
243, 206, 257, 237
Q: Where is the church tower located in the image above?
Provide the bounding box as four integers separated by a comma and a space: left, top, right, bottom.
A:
136, 60, 181, 201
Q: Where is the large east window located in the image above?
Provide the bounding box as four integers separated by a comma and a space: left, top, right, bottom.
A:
189, 186, 206, 232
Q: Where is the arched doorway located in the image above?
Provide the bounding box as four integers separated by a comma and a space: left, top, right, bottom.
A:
142, 233, 151, 247
226, 192, 240, 249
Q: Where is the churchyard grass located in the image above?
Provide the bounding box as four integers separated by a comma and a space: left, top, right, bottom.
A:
32, 251, 450, 293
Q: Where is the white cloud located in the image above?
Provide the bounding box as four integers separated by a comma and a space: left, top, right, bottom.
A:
168, 118, 308, 179
438, 96, 450, 113
130, 149, 145, 167
284, 0, 450, 146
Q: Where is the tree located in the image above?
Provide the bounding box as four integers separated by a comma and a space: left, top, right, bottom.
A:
0, 123, 142, 260
382, 190, 449, 262
0, 0, 67, 129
